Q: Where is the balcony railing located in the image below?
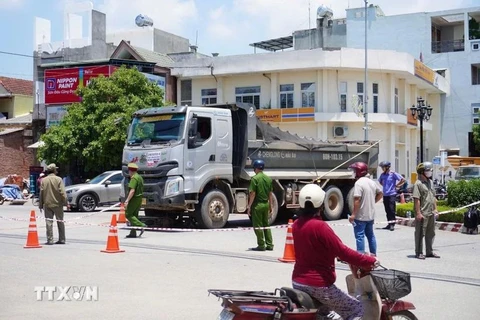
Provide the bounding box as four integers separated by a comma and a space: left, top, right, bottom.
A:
431, 40, 465, 53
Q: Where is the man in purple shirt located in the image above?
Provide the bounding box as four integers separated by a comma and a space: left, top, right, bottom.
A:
378, 161, 405, 231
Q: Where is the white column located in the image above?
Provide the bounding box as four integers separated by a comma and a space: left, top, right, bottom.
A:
389, 73, 395, 113
404, 81, 411, 115
270, 73, 278, 109
390, 124, 396, 169
176, 78, 182, 105
321, 70, 328, 113
216, 77, 224, 104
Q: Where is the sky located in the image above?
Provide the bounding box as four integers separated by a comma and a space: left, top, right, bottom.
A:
0, 0, 478, 80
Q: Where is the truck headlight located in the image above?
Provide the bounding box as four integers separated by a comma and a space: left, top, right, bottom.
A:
165, 177, 183, 197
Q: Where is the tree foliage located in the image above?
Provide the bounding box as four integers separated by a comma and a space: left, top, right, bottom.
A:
473, 124, 480, 153
38, 66, 164, 173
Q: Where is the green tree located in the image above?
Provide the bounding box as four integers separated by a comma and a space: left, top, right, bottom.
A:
38, 66, 164, 173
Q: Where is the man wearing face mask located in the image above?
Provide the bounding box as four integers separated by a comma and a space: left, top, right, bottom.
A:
412, 162, 440, 260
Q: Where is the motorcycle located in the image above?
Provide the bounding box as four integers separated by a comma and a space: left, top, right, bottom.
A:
435, 184, 447, 201
209, 264, 417, 320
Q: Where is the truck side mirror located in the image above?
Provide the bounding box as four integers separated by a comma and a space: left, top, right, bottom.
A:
188, 117, 198, 148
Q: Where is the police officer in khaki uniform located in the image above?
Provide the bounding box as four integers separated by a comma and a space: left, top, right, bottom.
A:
412, 162, 440, 259
39, 163, 67, 245
247, 159, 274, 251
124, 163, 147, 238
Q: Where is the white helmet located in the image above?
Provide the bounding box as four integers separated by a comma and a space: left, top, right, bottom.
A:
299, 184, 326, 208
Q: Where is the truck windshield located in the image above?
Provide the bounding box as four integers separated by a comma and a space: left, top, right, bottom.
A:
455, 166, 480, 180
127, 113, 186, 145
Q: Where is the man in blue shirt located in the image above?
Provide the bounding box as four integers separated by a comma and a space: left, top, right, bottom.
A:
378, 161, 405, 231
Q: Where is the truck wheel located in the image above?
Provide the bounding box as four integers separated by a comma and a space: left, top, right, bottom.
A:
196, 190, 230, 229
344, 187, 355, 216
323, 186, 344, 221
268, 193, 279, 225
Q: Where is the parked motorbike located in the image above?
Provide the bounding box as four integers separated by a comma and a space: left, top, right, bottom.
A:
435, 184, 447, 201
209, 264, 417, 320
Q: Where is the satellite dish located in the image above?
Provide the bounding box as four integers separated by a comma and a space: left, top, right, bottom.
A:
135, 14, 154, 27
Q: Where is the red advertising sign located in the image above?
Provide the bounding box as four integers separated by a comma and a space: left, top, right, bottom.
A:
44, 65, 117, 104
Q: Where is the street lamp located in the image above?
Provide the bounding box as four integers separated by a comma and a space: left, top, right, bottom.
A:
410, 97, 433, 163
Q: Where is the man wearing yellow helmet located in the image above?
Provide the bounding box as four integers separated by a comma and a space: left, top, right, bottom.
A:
412, 162, 439, 259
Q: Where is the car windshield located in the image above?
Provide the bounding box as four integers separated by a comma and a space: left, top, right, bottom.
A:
88, 172, 111, 184
455, 167, 480, 180
127, 113, 186, 145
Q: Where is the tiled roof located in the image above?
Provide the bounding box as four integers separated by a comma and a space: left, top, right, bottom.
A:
0, 76, 33, 96
132, 46, 175, 68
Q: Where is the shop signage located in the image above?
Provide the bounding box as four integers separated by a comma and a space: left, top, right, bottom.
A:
414, 60, 435, 85
46, 105, 68, 128
44, 65, 117, 104
256, 107, 315, 123
142, 73, 166, 101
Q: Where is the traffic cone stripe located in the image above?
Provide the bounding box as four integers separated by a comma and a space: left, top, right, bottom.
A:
24, 210, 42, 249
117, 203, 127, 224
101, 214, 125, 254
278, 219, 295, 263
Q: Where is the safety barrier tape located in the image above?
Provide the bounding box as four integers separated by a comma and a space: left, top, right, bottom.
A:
1, 200, 479, 232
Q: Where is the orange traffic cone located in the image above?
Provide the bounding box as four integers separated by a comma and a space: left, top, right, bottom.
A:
117, 203, 127, 224
101, 214, 125, 254
278, 219, 295, 263
24, 210, 42, 249
400, 193, 406, 204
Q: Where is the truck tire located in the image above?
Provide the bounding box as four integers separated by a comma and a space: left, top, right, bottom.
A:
268, 193, 279, 225
196, 190, 230, 229
323, 186, 344, 221
344, 187, 355, 216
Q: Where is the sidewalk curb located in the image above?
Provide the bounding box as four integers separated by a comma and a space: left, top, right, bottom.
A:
395, 217, 478, 234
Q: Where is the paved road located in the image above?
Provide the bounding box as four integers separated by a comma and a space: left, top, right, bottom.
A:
0, 202, 479, 319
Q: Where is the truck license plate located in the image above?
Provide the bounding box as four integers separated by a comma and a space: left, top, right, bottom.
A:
141, 198, 146, 205
217, 309, 235, 320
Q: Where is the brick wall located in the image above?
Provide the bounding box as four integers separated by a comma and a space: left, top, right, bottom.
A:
0, 129, 35, 178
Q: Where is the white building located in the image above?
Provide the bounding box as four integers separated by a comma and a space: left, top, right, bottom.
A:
345, 5, 480, 157
170, 47, 449, 177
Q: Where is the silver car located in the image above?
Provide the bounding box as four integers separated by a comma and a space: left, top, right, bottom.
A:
66, 170, 123, 212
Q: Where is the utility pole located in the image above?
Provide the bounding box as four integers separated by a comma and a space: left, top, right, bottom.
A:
363, 0, 369, 142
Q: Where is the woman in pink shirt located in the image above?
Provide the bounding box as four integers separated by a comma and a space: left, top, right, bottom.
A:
292, 184, 379, 319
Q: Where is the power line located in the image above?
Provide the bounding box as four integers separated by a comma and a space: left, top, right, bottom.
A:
0, 50, 35, 58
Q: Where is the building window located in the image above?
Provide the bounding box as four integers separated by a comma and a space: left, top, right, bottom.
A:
301, 82, 315, 108
372, 83, 379, 113
235, 86, 261, 109
180, 80, 192, 106
394, 87, 399, 114
339, 81, 347, 112
472, 103, 480, 125
472, 64, 480, 85
356, 82, 364, 104
280, 84, 294, 108
201, 88, 217, 105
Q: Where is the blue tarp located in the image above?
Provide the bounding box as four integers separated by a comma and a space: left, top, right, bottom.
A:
0, 184, 24, 200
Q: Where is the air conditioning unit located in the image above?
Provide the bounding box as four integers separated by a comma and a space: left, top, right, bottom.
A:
333, 126, 349, 138
472, 42, 480, 51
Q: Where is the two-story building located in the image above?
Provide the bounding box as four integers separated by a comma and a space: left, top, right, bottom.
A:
171, 47, 449, 177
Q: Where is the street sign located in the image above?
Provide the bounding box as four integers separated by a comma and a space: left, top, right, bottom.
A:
432, 156, 441, 165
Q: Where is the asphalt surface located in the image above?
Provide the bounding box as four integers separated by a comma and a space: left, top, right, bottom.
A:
0, 202, 479, 319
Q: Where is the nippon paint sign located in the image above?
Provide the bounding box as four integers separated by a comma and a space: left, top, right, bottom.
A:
142, 72, 166, 101
44, 65, 117, 104
46, 105, 68, 128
